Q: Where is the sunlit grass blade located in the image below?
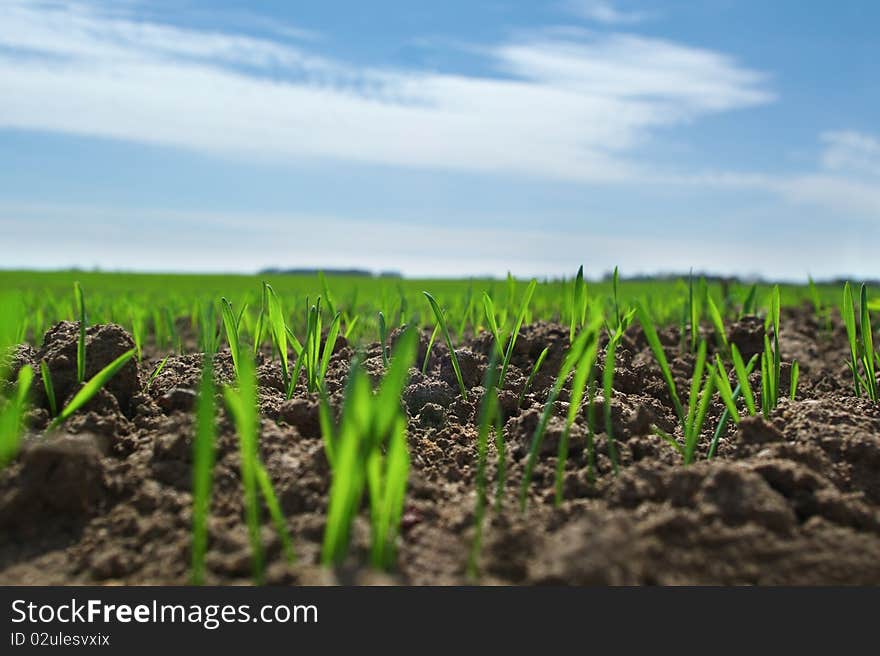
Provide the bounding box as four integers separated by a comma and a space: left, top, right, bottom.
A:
145, 355, 169, 392
255, 462, 295, 564
499, 279, 537, 388
319, 312, 342, 388
40, 360, 57, 417
74, 281, 86, 383
790, 360, 800, 400
220, 297, 241, 378
706, 295, 729, 354
731, 344, 757, 416
423, 292, 467, 400
468, 350, 500, 579
569, 265, 587, 343
222, 355, 264, 584
191, 358, 215, 585
518, 345, 549, 407
714, 354, 739, 424
860, 284, 877, 401
378, 311, 389, 367
612, 265, 621, 332
843, 282, 860, 396
483, 293, 505, 359
555, 331, 599, 504
519, 320, 599, 511
0, 365, 34, 467
741, 283, 758, 317
636, 304, 684, 423
370, 416, 409, 570
708, 353, 758, 459
422, 322, 440, 374
49, 349, 136, 429
264, 283, 290, 388
602, 335, 620, 474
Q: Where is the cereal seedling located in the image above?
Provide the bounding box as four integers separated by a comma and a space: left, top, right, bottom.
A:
468, 350, 500, 579
48, 349, 136, 429
39, 360, 57, 418
555, 327, 600, 504
191, 358, 216, 585
424, 292, 467, 400
74, 282, 86, 383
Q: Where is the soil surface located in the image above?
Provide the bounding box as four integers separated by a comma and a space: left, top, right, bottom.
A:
2, 306, 879, 585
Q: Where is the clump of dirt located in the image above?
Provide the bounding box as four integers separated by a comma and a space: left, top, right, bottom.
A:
2, 307, 880, 585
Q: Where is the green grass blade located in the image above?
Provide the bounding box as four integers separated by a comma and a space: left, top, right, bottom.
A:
843, 282, 860, 396
423, 292, 467, 400
518, 345, 549, 407
40, 360, 57, 417
222, 355, 264, 584
500, 279, 537, 387
191, 359, 216, 585
706, 296, 729, 353
255, 461, 295, 564
469, 351, 499, 578
790, 360, 800, 401
264, 283, 290, 387
684, 369, 716, 465
519, 323, 596, 510
714, 355, 740, 425
731, 344, 757, 416
555, 333, 599, 505
378, 311, 389, 368
1, 365, 34, 467
50, 349, 136, 428
603, 336, 620, 474
74, 281, 86, 383
319, 312, 342, 388
860, 284, 877, 401
220, 297, 241, 378
422, 322, 440, 374
636, 304, 684, 423
483, 292, 505, 358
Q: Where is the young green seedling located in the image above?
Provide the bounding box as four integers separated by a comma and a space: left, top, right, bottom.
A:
0, 365, 34, 467
860, 284, 877, 402
424, 292, 467, 400
220, 298, 242, 379
40, 360, 57, 418
321, 329, 418, 570
569, 265, 588, 344
74, 282, 86, 383
468, 350, 500, 579
378, 311, 389, 368
48, 349, 136, 429
708, 351, 758, 459
223, 354, 295, 584
651, 340, 716, 465
519, 318, 603, 511
191, 359, 216, 585
555, 328, 600, 504
517, 345, 549, 407
602, 334, 621, 474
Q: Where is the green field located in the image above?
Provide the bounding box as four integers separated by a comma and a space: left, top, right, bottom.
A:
0, 269, 848, 352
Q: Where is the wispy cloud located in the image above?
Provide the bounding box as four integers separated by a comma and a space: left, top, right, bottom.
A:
0, 0, 771, 184
820, 130, 880, 179
565, 1, 653, 25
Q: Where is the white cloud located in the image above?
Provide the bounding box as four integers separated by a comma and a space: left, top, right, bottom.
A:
565, 1, 652, 25
820, 130, 880, 178
0, 0, 772, 184
2, 201, 871, 280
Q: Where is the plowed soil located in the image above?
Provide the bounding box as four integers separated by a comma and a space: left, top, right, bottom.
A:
2, 305, 879, 585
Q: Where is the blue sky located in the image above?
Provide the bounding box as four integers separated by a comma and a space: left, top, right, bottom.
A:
1, 0, 878, 279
